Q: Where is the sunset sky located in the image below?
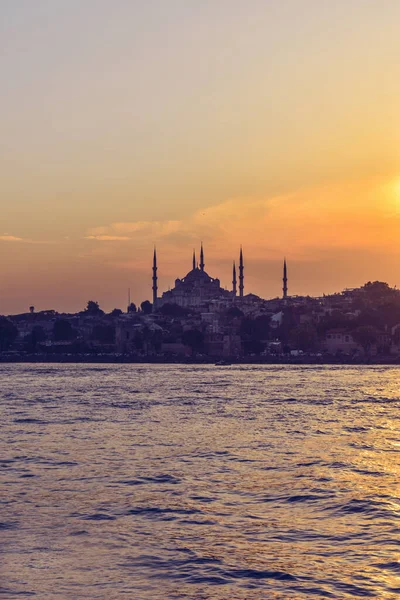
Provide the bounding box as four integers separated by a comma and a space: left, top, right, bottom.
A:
1, 0, 400, 314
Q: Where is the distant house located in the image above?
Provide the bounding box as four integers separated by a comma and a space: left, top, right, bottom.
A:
115, 318, 162, 354
323, 329, 360, 355
222, 334, 242, 357
390, 324, 400, 354
377, 330, 391, 353
201, 312, 221, 334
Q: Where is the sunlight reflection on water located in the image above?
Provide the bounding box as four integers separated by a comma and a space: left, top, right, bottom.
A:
1, 364, 400, 599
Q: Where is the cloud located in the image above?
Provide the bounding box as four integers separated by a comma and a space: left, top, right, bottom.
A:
84, 175, 398, 273
86, 220, 183, 238
0, 235, 51, 244
84, 235, 131, 241
3, 175, 399, 312
0, 235, 24, 242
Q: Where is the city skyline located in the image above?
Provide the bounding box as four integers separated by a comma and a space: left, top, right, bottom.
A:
1, 1, 400, 313
3, 175, 400, 315
3, 240, 399, 317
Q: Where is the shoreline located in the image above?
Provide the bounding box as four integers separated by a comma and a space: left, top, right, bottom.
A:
1, 354, 400, 366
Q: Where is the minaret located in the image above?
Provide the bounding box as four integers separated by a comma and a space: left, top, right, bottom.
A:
152, 247, 158, 310
283, 258, 288, 300
232, 261, 237, 296
239, 246, 244, 298
192, 249, 196, 270
200, 243, 205, 271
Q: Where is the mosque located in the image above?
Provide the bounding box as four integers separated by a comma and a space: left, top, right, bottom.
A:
151, 245, 288, 310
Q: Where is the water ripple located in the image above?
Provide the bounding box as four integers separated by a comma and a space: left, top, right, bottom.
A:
1, 363, 400, 599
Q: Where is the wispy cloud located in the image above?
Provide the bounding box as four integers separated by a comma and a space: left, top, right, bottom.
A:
84, 235, 131, 241
0, 235, 24, 242
0, 235, 51, 244
86, 221, 182, 239
84, 175, 397, 265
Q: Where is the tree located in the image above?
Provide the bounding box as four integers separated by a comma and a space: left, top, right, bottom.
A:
318, 310, 351, 335
141, 300, 153, 314
352, 325, 379, 354
377, 302, 400, 327
243, 339, 264, 355
127, 302, 137, 313
91, 324, 115, 344
110, 308, 123, 317
182, 329, 204, 353
239, 315, 269, 340
254, 315, 271, 340
277, 307, 298, 344
225, 306, 244, 320
353, 309, 383, 329
84, 300, 104, 316
362, 281, 393, 300
0, 317, 18, 351
160, 303, 189, 317
133, 331, 144, 350
393, 326, 400, 346
25, 326, 46, 352
240, 317, 257, 337
53, 319, 75, 341
289, 324, 318, 352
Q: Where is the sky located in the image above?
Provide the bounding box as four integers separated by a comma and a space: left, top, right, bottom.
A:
1, 0, 400, 313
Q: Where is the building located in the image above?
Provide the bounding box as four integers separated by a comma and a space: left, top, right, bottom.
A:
155, 245, 240, 309
115, 316, 163, 354
150, 247, 289, 313
323, 329, 360, 355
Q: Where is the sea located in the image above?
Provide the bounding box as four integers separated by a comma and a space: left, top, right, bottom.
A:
1, 364, 400, 599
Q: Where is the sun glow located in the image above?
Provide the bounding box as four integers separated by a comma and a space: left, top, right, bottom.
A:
394, 179, 400, 201
381, 178, 400, 214
389, 178, 400, 207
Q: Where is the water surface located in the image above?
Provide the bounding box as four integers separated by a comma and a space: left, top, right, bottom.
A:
1, 364, 400, 599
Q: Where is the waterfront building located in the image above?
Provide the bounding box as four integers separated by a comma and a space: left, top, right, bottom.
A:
323, 329, 359, 355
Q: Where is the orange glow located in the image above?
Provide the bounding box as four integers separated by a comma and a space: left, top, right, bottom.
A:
1, 2, 400, 312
